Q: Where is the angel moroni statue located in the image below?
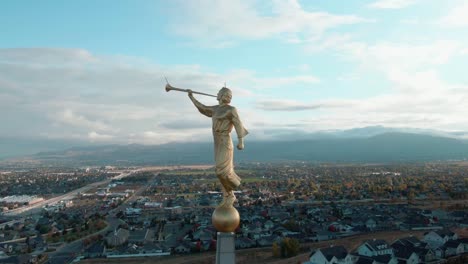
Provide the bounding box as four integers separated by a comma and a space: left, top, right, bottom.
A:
165, 83, 247, 232
165, 82, 247, 264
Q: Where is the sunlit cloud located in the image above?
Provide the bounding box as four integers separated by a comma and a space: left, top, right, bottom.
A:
367, 0, 417, 9
438, 2, 468, 27
168, 0, 369, 46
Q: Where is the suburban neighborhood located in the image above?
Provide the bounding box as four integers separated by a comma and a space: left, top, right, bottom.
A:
0, 163, 467, 263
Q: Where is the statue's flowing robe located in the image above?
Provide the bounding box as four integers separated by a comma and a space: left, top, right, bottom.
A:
192, 99, 248, 192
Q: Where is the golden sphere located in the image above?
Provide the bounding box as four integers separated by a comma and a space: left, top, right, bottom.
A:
212, 206, 240, 232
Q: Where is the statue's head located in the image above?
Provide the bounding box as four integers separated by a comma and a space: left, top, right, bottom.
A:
217, 87, 232, 104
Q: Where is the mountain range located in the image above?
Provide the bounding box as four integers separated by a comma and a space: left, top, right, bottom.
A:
2, 126, 468, 166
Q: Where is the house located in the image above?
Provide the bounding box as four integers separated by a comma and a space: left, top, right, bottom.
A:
0, 248, 8, 259
414, 247, 436, 263
315, 231, 337, 241
431, 210, 448, 220
2, 244, 13, 254
401, 215, 431, 230
424, 229, 458, 248
392, 244, 420, 264
392, 237, 437, 263
367, 254, 397, 264
264, 220, 274, 230
193, 229, 214, 241
174, 242, 191, 254
393, 236, 424, 248
444, 240, 464, 257
106, 228, 129, 247
449, 211, 466, 221
0, 254, 33, 264
36, 217, 50, 226
307, 245, 352, 264
27, 235, 47, 252
357, 239, 394, 257
140, 243, 164, 254
366, 219, 377, 231
257, 235, 278, 247
458, 238, 468, 253
85, 242, 106, 258
192, 237, 214, 252
235, 237, 255, 249
354, 255, 379, 264
249, 221, 263, 233
128, 229, 154, 245
419, 245, 443, 259
272, 226, 289, 236
125, 208, 142, 217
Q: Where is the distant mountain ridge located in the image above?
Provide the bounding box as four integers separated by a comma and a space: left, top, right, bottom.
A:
7, 132, 468, 166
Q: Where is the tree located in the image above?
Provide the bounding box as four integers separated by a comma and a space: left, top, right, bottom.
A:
407, 189, 415, 204
283, 220, 300, 232
36, 224, 50, 234
272, 242, 280, 257
279, 238, 300, 258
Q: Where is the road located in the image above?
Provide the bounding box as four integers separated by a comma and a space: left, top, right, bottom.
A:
2, 170, 138, 216
3, 165, 209, 217
47, 214, 124, 263
46, 169, 151, 263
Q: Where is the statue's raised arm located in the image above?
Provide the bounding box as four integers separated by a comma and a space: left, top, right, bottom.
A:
188, 90, 214, 117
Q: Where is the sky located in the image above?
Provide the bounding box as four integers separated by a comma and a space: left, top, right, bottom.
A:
1, 0, 468, 146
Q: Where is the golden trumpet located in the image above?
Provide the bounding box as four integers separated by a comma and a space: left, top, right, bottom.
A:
165, 84, 217, 98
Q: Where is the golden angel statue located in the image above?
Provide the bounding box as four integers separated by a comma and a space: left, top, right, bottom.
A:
165, 83, 248, 208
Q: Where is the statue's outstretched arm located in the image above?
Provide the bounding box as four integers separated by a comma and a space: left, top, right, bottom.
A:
188, 91, 213, 117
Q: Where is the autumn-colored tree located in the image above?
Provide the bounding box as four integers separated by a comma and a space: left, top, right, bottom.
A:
279, 237, 300, 258
272, 242, 280, 257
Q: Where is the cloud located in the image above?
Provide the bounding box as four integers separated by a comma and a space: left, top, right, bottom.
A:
303, 33, 354, 53
263, 33, 468, 132
0, 48, 324, 144
344, 40, 460, 71
56, 109, 111, 131
255, 99, 352, 111
0, 48, 214, 144
255, 75, 320, 87
167, 1, 468, 134
88, 131, 114, 141
367, 0, 417, 9
338, 73, 360, 81
400, 18, 421, 25
438, 2, 468, 27
2, 32, 468, 147
0, 48, 97, 65
168, 0, 368, 46
222, 69, 320, 91
256, 100, 321, 111
159, 119, 210, 130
